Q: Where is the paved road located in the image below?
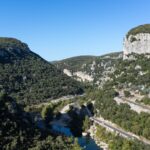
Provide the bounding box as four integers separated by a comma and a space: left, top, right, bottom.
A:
90, 118, 135, 139
119, 96, 150, 111
30, 94, 84, 108
91, 117, 150, 145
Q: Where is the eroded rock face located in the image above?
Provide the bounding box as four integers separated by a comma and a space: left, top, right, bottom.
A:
63, 69, 72, 77
63, 69, 93, 82
74, 71, 94, 82
123, 33, 150, 59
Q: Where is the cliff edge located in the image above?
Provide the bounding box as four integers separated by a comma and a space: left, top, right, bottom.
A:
123, 24, 150, 59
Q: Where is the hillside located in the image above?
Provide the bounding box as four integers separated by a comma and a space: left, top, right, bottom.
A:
89, 54, 150, 143
53, 51, 150, 149
0, 93, 79, 150
53, 50, 150, 101
0, 38, 84, 105
54, 52, 123, 87
1, 25, 150, 150
107, 53, 150, 96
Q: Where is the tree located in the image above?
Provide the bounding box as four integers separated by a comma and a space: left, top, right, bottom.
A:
124, 90, 131, 97
41, 103, 54, 124
72, 138, 82, 150
82, 116, 91, 132
143, 128, 150, 138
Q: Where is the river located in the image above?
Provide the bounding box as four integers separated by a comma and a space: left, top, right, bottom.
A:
52, 124, 102, 150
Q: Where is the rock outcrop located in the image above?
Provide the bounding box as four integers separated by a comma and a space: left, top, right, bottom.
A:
123, 24, 150, 59
0, 37, 33, 62
63, 69, 94, 82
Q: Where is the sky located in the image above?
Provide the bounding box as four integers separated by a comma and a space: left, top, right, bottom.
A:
0, 0, 150, 61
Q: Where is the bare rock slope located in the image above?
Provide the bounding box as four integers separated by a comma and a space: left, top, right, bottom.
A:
123, 24, 150, 59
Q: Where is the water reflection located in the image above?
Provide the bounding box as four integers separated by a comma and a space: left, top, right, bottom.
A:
52, 124, 101, 150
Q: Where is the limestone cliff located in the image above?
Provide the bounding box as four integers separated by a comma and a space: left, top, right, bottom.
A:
123, 24, 150, 59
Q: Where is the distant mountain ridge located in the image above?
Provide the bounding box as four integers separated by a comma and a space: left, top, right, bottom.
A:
54, 52, 123, 86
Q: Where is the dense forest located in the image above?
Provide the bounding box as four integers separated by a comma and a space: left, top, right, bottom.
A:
1, 37, 150, 150
0, 38, 84, 105
87, 89, 150, 140
0, 93, 82, 150
108, 54, 150, 94
96, 125, 150, 150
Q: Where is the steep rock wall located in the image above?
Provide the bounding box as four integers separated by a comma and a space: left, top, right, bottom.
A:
123, 33, 150, 59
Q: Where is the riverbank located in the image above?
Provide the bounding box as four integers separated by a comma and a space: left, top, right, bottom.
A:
88, 124, 109, 150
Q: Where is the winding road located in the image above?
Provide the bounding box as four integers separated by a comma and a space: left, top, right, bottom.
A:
90, 117, 150, 145
120, 96, 150, 111
114, 96, 150, 114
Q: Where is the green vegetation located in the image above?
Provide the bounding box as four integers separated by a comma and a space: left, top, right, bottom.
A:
27, 99, 74, 113
127, 24, 150, 38
68, 105, 91, 137
0, 38, 32, 63
1, 36, 150, 149
41, 103, 54, 124
0, 38, 84, 105
82, 116, 91, 132
88, 89, 150, 140
130, 36, 137, 43
54, 52, 122, 85
72, 138, 83, 150
110, 54, 150, 93
0, 93, 82, 150
54, 52, 150, 97
68, 106, 84, 137
124, 90, 131, 97
54, 55, 96, 72
141, 96, 150, 105
0, 37, 29, 52
96, 125, 150, 150
53, 49, 150, 148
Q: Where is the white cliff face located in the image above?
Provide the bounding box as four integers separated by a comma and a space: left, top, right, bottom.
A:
63, 69, 93, 82
74, 71, 93, 82
63, 69, 72, 77
123, 33, 150, 59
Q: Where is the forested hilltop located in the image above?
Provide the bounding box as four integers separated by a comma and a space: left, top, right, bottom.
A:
0, 38, 84, 105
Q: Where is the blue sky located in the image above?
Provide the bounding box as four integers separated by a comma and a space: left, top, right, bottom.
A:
0, 0, 150, 61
